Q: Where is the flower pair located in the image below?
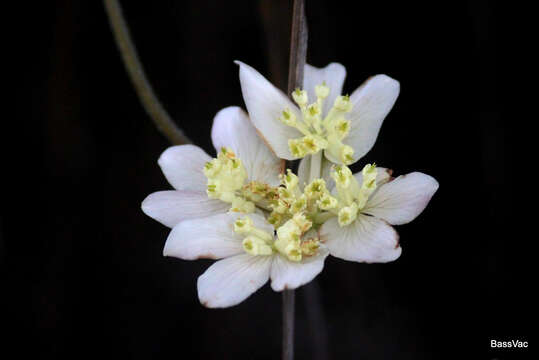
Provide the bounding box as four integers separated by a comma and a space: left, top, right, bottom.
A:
142, 62, 438, 308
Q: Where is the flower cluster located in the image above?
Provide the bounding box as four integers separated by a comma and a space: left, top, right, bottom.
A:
142, 62, 438, 308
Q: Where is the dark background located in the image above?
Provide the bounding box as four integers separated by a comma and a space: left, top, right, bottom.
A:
4, 0, 533, 359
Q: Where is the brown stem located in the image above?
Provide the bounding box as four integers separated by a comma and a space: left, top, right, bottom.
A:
283, 1, 308, 360
282, 289, 296, 360
103, 0, 191, 145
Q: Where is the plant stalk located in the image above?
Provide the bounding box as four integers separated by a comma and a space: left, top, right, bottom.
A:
283, 0, 308, 359
103, 0, 191, 145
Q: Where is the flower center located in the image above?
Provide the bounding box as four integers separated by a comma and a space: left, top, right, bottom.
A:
280, 84, 355, 164
204, 147, 255, 213
267, 169, 338, 228
234, 214, 319, 262
274, 213, 319, 262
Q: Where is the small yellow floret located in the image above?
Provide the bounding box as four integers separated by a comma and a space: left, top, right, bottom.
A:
292, 88, 308, 106
334, 118, 351, 139
280, 169, 299, 190
338, 202, 359, 226
279, 108, 297, 126
301, 238, 320, 256
304, 179, 327, 200
274, 213, 312, 262
277, 83, 357, 163
234, 216, 274, 256
242, 236, 273, 256
357, 163, 377, 209
317, 193, 338, 210
315, 83, 330, 99
203, 147, 254, 213
333, 95, 353, 112
332, 165, 353, 188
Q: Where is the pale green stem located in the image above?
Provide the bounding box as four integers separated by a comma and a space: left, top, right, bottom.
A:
309, 152, 322, 182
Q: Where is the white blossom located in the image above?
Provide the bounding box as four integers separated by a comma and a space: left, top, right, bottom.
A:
236, 61, 400, 165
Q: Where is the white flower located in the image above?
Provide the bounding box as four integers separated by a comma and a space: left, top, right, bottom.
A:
165, 212, 328, 308
141, 106, 282, 228
141, 106, 329, 307
319, 164, 439, 263
236, 61, 400, 165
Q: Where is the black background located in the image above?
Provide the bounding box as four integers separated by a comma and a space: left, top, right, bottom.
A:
4, 0, 534, 359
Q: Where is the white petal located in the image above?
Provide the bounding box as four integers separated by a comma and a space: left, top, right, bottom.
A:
363, 172, 439, 225
346, 75, 400, 162
211, 106, 283, 186
158, 145, 211, 192
320, 215, 401, 263
197, 254, 272, 308
164, 212, 245, 260
304, 63, 347, 117
270, 247, 329, 291
141, 191, 228, 228
236, 61, 302, 160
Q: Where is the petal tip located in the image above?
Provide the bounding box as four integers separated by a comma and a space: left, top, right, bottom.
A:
376, 74, 400, 90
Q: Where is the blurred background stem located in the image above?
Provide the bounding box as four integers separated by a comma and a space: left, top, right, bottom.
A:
103, 0, 191, 145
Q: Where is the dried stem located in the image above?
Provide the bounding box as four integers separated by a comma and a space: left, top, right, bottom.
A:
287, 0, 308, 96
103, 0, 191, 145
283, 1, 308, 360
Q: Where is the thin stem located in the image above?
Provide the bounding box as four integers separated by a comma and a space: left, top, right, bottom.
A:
282, 289, 295, 360
287, 0, 308, 96
103, 0, 191, 145
283, 1, 308, 360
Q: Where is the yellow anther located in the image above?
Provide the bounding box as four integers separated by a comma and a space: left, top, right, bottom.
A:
279, 108, 297, 126
301, 238, 320, 256
334, 118, 351, 139
292, 88, 308, 107
305, 103, 323, 133
234, 216, 274, 255
280, 169, 299, 190
331, 164, 360, 207
291, 195, 307, 214
304, 179, 327, 200
287, 248, 302, 262
315, 83, 330, 99
267, 211, 284, 227
277, 82, 358, 163
317, 193, 338, 210
332, 165, 353, 188
271, 186, 295, 214
341, 144, 354, 164
203, 160, 220, 177
274, 212, 312, 262
230, 197, 255, 213
275, 219, 301, 248
289, 138, 308, 158
307, 103, 321, 118
338, 202, 359, 226
242, 236, 273, 256
301, 135, 328, 154
334, 95, 353, 112
357, 164, 377, 209
203, 147, 255, 213
234, 217, 253, 234
292, 212, 312, 233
